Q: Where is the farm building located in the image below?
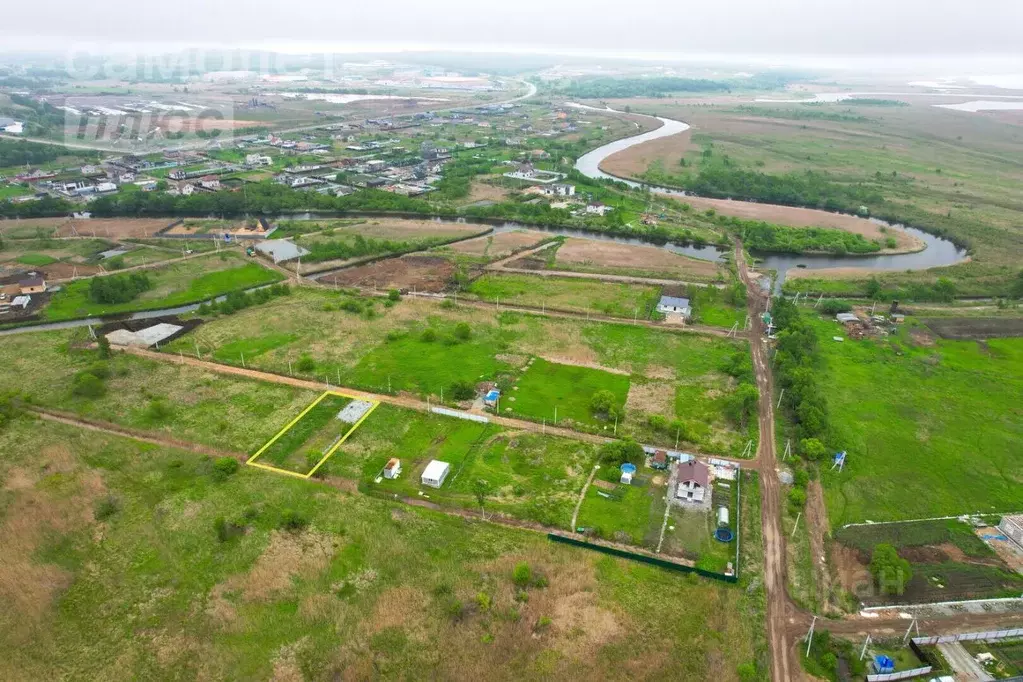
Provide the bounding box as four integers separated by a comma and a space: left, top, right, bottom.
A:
383, 458, 402, 480
675, 460, 710, 504
999, 514, 1023, 550
656, 295, 691, 319
421, 460, 450, 488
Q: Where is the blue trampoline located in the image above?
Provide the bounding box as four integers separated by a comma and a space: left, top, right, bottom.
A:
714, 528, 734, 542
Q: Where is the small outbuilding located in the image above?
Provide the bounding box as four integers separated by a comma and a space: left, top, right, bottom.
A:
483, 389, 500, 408
383, 458, 402, 480
650, 450, 668, 470
421, 460, 451, 489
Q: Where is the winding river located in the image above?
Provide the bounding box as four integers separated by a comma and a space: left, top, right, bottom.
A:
571, 104, 969, 292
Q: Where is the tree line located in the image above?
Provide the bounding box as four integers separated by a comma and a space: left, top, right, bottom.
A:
88, 272, 153, 304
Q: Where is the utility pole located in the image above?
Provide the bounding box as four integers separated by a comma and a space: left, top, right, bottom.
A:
194, 339, 200, 359
859, 634, 872, 661
790, 511, 802, 539
777, 388, 785, 409
675, 426, 680, 449
554, 405, 557, 424
805, 616, 818, 657
902, 618, 919, 645
288, 360, 293, 376
240, 351, 245, 368
815, 292, 824, 308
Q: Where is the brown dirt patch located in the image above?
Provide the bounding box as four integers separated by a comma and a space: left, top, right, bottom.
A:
555, 237, 722, 279
322, 218, 488, 242
679, 196, 923, 253
550, 590, 623, 657
539, 354, 628, 376
495, 353, 529, 368
369, 586, 430, 638
625, 381, 675, 417
592, 479, 617, 491
320, 255, 456, 292
976, 527, 1023, 573
461, 178, 511, 205
644, 364, 677, 381
449, 230, 548, 259
831, 542, 873, 599
39, 261, 102, 279
909, 328, 937, 347
600, 128, 694, 179
223, 530, 338, 602
54, 218, 173, 239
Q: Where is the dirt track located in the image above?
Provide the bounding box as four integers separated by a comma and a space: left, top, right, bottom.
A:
736, 239, 792, 682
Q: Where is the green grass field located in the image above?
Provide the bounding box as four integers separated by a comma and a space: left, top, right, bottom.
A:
14, 253, 58, 266
467, 273, 662, 319
163, 290, 752, 454
506, 358, 630, 428
813, 315, 1023, 526
252, 394, 356, 475
577, 479, 655, 546
0, 418, 767, 681
44, 254, 283, 320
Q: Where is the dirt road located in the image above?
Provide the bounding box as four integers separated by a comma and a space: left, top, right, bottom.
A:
805, 480, 834, 612
735, 239, 794, 682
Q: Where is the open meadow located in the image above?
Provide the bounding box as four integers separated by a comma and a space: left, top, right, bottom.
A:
0, 417, 768, 681
810, 314, 1023, 526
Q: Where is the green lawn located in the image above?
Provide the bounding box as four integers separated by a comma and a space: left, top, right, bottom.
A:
14, 252, 57, 266
814, 316, 1023, 526
44, 254, 283, 320
0, 418, 767, 680
576, 475, 655, 545
467, 273, 662, 319
506, 358, 630, 428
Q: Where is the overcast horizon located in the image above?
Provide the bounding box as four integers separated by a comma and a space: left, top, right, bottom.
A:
2, 0, 1023, 67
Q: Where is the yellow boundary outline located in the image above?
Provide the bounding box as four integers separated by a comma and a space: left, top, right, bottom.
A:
246, 390, 380, 479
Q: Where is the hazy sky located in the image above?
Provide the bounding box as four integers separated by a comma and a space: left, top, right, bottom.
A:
3, 0, 1023, 60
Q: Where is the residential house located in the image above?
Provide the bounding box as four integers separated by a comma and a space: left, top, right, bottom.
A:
675, 460, 710, 503
651, 451, 668, 470
18, 276, 46, 295
245, 153, 273, 167
585, 202, 613, 216
95, 182, 118, 194
656, 295, 692, 319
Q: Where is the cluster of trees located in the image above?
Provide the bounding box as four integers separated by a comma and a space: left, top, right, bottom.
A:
0, 139, 94, 168
721, 349, 760, 431
730, 105, 875, 124
196, 282, 290, 316
71, 360, 112, 398
771, 298, 831, 455
681, 164, 884, 216
3, 95, 67, 137
88, 272, 153, 304
549, 77, 731, 99
862, 276, 958, 303
738, 221, 881, 255
0, 195, 74, 219
589, 389, 622, 422
431, 154, 497, 201
87, 183, 435, 219
870, 543, 913, 595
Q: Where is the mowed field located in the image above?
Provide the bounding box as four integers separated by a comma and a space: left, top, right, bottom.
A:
812, 315, 1023, 526
466, 272, 662, 318
0, 418, 767, 681
161, 289, 753, 455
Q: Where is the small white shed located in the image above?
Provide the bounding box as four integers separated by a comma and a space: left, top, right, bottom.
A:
421, 460, 451, 488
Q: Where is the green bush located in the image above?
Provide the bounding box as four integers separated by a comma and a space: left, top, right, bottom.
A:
870, 543, 912, 595
279, 509, 309, 532
453, 322, 471, 341
212, 457, 240, 481
214, 516, 247, 542
296, 355, 316, 372
420, 328, 437, 342
598, 438, 643, 467
818, 299, 853, 315
72, 371, 106, 398
387, 288, 401, 301
512, 562, 532, 588
449, 380, 476, 401
94, 495, 120, 521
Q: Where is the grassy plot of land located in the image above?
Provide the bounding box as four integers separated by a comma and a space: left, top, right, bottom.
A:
815, 316, 1023, 526
467, 273, 662, 319
576, 476, 656, 546
164, 290, 752, 454
0, 329, 320, 454
44, 253, 284, 320
251, 394, 356, 475
506, 358, 629, 428
0, 419, 767, 681
14, 252, 57, 266
328, 404, 596, 528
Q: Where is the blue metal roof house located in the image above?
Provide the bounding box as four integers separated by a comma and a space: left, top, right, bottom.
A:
656, 295, 691, 319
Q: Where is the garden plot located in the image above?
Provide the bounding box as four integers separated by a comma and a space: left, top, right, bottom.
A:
577, 458, 739, 571
832, 518, 1023, 605
504, 358, 630, 428
248, 391, 378, 478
